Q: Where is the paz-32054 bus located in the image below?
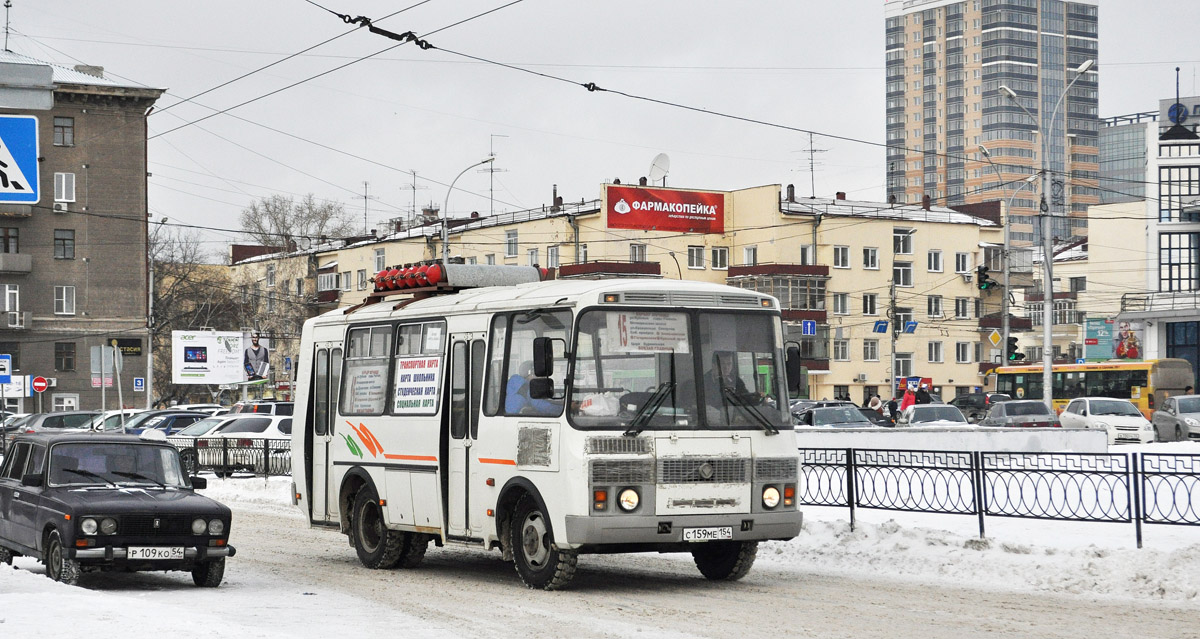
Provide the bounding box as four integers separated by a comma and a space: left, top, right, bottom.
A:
292, 264, 803, 589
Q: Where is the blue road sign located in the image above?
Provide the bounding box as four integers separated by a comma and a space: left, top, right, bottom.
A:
0, 116, 39, 204
800, 320, 816, 336
1076, 358, 1085, 364
284, 356, 293, 371
873, 320, 889, 334
904, 321, 918, 334
133, 377, 145, 392
0, 353, 10, 385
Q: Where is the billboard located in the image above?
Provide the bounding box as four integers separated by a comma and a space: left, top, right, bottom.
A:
242, 330, 271, 381
606, 185, 724, 234
1114, 320, 1144, 360
1084, 318, 1114, 360
172, 331, 245, 384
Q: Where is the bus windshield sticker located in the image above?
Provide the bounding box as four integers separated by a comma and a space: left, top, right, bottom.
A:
345, 362, 388, 414
394, 355, 442, 413
606, 311, 690, 354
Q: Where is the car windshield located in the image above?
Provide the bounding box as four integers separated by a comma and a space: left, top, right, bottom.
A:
48, 442, 187, 487
1007, 402, 1052, 416
910, 406, 967, 423
176, 417, 226, 437
1177, 397, 1200, 413
1090, 400, 1142, 416
811, 407, 870, 426
568, 310, 789, 431
219, 417, 273, 434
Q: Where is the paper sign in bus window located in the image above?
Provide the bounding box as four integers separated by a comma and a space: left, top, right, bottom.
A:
605, 312, 690, 354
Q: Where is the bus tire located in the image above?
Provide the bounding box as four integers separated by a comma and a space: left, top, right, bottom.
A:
396, 533, 428, 569
510, 494, 576, 590
691, 540, 757, 581
352, 486, 404, 569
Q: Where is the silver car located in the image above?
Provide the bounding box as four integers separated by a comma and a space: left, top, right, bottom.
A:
979, 400, 1062, 428
1151, 395, 1200, 441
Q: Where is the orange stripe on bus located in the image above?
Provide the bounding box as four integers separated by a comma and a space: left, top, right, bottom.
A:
478, 458, 517, 466
346, 422, 379, 457
360, 424, 385, 454
383, 454, 438, 462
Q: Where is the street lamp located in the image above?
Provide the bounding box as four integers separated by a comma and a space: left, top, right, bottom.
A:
442, 157, 495, 262
1000, 58, 1094, 409
978, 145, 1038, 365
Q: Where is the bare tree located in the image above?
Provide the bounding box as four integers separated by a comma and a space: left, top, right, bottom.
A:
239, 194, 357, 249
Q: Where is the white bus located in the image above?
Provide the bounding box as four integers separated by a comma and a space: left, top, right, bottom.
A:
292, 264, 803, 589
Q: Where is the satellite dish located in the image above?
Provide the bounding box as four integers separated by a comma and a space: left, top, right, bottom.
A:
647, 153, 671, 186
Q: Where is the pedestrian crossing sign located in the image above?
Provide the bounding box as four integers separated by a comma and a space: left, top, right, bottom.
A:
0, 115, 39, 204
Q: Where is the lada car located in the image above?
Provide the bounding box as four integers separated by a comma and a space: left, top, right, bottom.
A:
0, 432, 235, 586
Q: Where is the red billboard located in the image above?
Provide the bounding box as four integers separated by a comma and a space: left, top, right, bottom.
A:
606, 185, 724, 234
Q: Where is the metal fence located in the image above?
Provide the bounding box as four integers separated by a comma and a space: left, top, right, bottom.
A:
168, 437, 292, 478
798, 448, 1200, 547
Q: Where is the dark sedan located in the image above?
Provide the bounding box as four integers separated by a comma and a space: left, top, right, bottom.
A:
0, 432, 235, 586
978, 400, 1062, 428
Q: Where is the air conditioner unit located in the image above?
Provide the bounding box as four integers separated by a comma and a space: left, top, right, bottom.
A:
854, 373, 868, 382
962, 273, 973, 283
6, 311, 23, 328
53, 202, 69, 213
47, 377, 57, 387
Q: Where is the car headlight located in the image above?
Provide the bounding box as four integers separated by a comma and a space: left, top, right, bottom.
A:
617, 489, 639, 512
762, 486, 781, 509
208, 518, 225, 535
1142, 422, 1153, 430
100, 518, 117, 535
192, 518, 208, 535
81, 518, 98, 535
1095, 422, 1110, 430
1186, 418, 1199, 427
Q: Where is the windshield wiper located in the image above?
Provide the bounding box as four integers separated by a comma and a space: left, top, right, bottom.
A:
722, 389, 780, 435
624, 382, 675, 437
63, 467, 118, 487
111, 470, 166, 488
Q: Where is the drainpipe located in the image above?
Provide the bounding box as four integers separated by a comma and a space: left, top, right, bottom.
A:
570, 214, 580, 263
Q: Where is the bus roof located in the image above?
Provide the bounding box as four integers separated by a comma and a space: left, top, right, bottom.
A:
310, 277, 777, 326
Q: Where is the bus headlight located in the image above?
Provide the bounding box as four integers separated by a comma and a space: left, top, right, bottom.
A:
762, 486, 781, 509
617, 488, 639, 512
81, 518, 98, 535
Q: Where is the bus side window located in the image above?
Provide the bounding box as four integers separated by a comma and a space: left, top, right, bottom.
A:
470, 339, 486, 439
314, 349, 329, 436
330, 348, 343, 426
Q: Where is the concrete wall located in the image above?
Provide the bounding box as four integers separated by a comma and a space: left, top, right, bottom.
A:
795, 426, 1109, 453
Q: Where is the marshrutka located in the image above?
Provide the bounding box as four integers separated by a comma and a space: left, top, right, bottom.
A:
291, 263, 804, 589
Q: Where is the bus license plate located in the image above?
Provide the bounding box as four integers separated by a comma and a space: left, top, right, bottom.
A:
683, 526, 733, 542
128, 546, 185, 560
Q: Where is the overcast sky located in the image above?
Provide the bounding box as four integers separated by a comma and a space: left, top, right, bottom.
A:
11, 1, 1200, 255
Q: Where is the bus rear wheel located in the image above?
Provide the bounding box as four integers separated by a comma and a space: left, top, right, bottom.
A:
352, 486, 405, 569
691, 540, 758, 581
510, 494, 576, 590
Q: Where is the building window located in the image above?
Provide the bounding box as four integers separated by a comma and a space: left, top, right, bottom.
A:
928, 341, 943, 363
956, 342, 972, 363
688, 245, 705, 269
0, 342, 18, 369
547, 246, 559, 268
864, 339, 879, 361
374, 248, 386, 272
2, 284, 18, 312
894, 261, 913, 287
710, 247, 728, 270
863, 293, 878, 315
955, 252, 970, 273
53, 286, 75, 315
54, 173, 76, 202
894, 353, 913, 378
53, 230, 74, 258
53, 117, 75, 146
341, 271, 351, 292
895, 307, 914, 330
927, 250, 942, 272
55, 342, 76, 371
295, 278, 303, 297
893, 228, 914, 254
955, 297, 969, 319
833, 293, 848, 315
505, 230, 518, 257
317, 272, 337, 292
527, 248, 539, 266
0, 228, 17, 254
1070, 276, 1086, 292
580, 244, 588, 263
466, 256, 477, 265
737, 276, 825, 311
486, 254, 496, 265
927, 295, 943, 317
357, 269, 368, 290
833, 245, 849, 268
863, 247, 879, 269
833, 339, 849, 361
265, 264, 276, 287
266, 294, 276, 313
629, 244, 648, 263
743, 246, 758, 266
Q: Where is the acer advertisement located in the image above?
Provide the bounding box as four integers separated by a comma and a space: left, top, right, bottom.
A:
606, 185, 724, 234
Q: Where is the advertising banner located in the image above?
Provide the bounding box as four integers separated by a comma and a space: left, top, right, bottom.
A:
172, 331, 245, 384
242, 330, 271, 381
1084, 318, 1114, 360
1114, 320, 1144, 360
606, 185, 724, 234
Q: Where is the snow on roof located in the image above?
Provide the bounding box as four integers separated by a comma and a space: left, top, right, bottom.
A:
782, 197, 996, 227
0, 50, 150, 89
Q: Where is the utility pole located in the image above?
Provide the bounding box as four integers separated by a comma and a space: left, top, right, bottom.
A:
481, 134, 508, 217
397, 170, 427, 230
356, 181, 378, 234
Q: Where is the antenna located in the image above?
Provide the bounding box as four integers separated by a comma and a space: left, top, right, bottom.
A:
647, 153, 670, 186
355, 181, 378, 234
397, 170, 427, 230
480, 134, 508, 217
798, 132, 828, 198
4, 1, 11, 52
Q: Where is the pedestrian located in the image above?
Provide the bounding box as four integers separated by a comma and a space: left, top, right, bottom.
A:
886, 397, 898, 423
868, 394, 882, 413
1186, 385, 1194, 396
915, 384, 932, 405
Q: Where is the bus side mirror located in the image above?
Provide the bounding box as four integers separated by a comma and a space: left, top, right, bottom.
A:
785, 346, 802, 393
532, 337, 554, 377
529, 377, 554, 400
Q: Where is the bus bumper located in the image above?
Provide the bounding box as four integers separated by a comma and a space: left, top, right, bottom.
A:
563, 510, 802, 548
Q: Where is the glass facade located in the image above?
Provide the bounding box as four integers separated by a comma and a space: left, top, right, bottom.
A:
1099, 120, 1150, 204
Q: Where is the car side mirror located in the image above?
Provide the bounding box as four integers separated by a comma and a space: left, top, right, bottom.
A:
190, 476, 208, 490
21, 473, 44, 487
529, 377, 554, 400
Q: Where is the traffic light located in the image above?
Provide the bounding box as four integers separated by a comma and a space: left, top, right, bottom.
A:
977, 265, 997, 291
1006, 336, 1026, 361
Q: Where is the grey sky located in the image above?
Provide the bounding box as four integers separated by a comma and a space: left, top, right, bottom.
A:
12, 1, 1200, 253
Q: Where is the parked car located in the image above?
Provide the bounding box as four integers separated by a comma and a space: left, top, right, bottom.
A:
898, 404, 971, 428
89, 409, 150, 432
14, 412, 101, 436
790, 400, 856, 424
123, 410, 211, 436
948, 393, 1011, 423
979, 400, 1062, 428
794, 405, 875, 429
1059, 397, 1154, 444
229, 400, 293, 416
172, 403, 223, 412
176, 415, 292, 476
1152, 395, 1200, 442
856, 407, 893, 427
0, 431, 234, 586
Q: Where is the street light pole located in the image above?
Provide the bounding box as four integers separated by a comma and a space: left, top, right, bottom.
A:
978, 145, 1038, 366
1001, 58, 1094, 409
442, 157, 495, 262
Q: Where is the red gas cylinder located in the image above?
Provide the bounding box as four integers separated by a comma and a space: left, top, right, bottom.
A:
385, 268, 402, 289
374, 270, 389, 291
425, 263, 443, 286
414, 264, 430, 287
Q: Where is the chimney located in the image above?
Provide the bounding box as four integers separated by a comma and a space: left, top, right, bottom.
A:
639, 176, 648, 186
614, 178, 621, 184
786, 184, 795, 202
470, 211, 480, 219
551, 184, 561, 212
835, 191, 846, 201
922, 195, 931, 211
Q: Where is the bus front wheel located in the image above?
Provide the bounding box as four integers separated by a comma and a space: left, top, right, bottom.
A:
691, 540, 758, 581
352, 486, 405, 569
510, 494, 576, 590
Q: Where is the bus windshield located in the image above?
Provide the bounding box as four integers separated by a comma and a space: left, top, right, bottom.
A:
568, 309, 788, 431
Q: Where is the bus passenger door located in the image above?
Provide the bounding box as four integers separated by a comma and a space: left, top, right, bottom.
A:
446, 334, 485, 539
310, 344, 342, 523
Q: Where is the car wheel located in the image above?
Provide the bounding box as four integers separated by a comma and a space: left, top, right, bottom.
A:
44, 530, 81, 586
509, 494, 576, 590
192, 557, 225, 587
691, 540, 758, 581
352, 486, 404, 569
0, 545, 13, 565
1176, 425, 1185, 442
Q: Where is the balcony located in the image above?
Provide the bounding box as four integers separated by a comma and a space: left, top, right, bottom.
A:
315, 289, 340, 305
0, 253, 31, 274
1122, 290, 1200, 317
978, 314, 1034, 331
1, 311, 30, 330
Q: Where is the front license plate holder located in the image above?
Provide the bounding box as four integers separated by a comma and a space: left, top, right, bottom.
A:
128, 546, 185, 560
682, 526, 734, 542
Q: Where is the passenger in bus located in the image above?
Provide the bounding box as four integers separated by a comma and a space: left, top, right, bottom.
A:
687, 351, 759, 414
505, 361, 561, 416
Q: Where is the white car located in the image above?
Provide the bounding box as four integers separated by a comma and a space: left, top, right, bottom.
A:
89, 409, 149, 432
176, 415, 292, 477
898, 404, 971, 428
1059, 397, 1154, 444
